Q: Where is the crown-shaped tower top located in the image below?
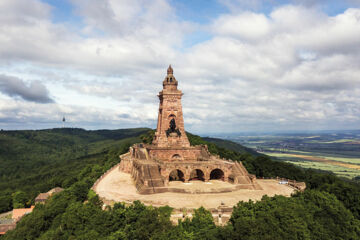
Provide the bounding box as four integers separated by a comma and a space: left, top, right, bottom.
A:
163, 64, 178, 89
167, 64, 173, 74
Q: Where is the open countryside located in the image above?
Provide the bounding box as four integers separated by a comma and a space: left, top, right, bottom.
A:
221, 130, 360, 179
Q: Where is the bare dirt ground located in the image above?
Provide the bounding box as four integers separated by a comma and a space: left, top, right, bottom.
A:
94, 167, 295, 209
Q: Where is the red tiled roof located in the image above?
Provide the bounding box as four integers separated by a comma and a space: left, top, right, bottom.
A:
0, 223, 16, 235
47, 187, 64, 195
35, 192, 50, 201
12, 206, 34, 221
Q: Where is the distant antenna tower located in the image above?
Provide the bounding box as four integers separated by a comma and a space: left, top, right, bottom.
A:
62, 116, 66, 128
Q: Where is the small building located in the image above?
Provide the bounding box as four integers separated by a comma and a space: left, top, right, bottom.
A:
47, 187, 64, 195
0, 206, 34, 235
0, 212, 16, 236
0, 224, 16, 235
35, 187, 64, 204
12, 206, 34, 222
0, 187, 65, 235
35, 193, 50, 204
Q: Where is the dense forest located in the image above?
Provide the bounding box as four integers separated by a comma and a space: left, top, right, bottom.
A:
0, 128, 149, 212
1, 128, 360, 239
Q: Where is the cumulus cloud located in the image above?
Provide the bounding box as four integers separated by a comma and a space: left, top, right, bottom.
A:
218, 0, 264, 11
0, 0, 359, 132
0, 75, 54, 103
71, 0, 179, 37
219, 0, 360, 11
175, 5, 360, 132
213, 12, 271, 41
0, 97, 156, 130
0, 0, 51, 25
0, 0, 190, 76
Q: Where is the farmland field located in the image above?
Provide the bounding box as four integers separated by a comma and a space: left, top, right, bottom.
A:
212, 130, 360, 179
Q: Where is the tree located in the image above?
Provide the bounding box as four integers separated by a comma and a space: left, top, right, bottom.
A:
87, 189, 103, 208
0, 193, 12, 212
12, 191, 27, 208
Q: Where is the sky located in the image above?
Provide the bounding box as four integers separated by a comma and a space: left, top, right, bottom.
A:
0, 0, 360, 134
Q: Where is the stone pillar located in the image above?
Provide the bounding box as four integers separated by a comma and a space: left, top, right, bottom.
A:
204, 172, 210, 182
184, 173, 190, 183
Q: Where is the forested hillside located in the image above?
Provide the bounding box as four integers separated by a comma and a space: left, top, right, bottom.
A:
202, 137, 260, 156
1, 129, 360, 239
0, 128, 149, 213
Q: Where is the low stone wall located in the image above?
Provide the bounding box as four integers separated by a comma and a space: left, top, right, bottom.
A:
170, 206, 234, 226
92, 162, 123, 191
261, 177, 306, 191
287, 180, 306, 191
137, 182, 257, 195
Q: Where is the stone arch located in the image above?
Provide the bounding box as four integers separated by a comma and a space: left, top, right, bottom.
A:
189, 169, 205, 181
210, 168, 225, 180
171, 154, 182, 161
169, 169, 185, 182
168, 114, 176, 119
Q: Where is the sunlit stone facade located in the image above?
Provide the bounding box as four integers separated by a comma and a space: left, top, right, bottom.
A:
119, 66, 261, 194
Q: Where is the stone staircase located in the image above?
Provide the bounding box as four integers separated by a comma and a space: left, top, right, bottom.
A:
136, 164, 165, 194
231, 162, 251, 184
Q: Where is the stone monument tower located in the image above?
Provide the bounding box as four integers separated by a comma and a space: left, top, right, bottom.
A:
153, 65, 190, 148
119, 66, 261, 194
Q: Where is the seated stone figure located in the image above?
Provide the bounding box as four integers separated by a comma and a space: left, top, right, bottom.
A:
166, 118, 181, 137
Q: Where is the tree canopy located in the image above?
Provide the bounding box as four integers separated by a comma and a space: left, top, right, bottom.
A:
2, 128, 360, 239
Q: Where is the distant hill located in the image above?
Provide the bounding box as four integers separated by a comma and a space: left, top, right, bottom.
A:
202, 137, 261, 156
0, 128, 150, 213
2, 129, 360, 240
0, 128, 261, 213
0, 127, 150, 179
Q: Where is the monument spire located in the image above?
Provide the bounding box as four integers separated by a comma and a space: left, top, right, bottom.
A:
167, 64, 173, 75
153, 66, 190, 147
117, 65, 265, 195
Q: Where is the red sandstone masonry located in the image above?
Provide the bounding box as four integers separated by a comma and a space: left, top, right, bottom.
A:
152, 65, 190, 148
117, 66, 263, 194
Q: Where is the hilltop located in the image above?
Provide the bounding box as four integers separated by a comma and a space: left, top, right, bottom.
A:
0, 128, 259, 213
0, 128, 150, 213
1, 128, 360, 239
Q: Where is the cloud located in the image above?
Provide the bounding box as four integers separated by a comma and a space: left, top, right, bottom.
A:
0, 97, 156, 130
0, 0, 189, 76
0, 75, 54, 103
0, 0, 51, 25
213, 12, 271, 41
218, 0, 264, 11
0, 0, 360, 132
219, 0, 360, 11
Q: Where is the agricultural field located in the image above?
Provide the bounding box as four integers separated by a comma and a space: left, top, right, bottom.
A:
216, 130, 360, 179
